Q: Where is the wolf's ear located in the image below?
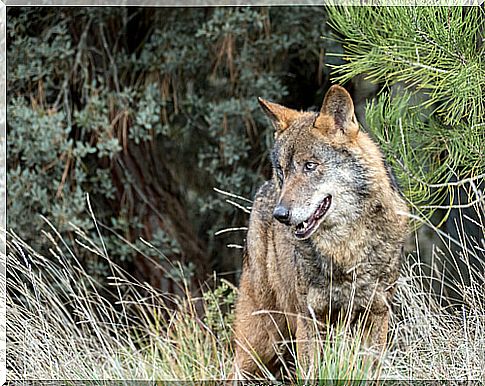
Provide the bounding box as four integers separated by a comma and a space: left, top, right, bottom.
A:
258, 97, 300, 134
315, 85, 359, 138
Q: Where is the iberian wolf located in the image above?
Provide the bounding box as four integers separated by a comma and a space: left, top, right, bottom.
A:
230, 85, 409, 379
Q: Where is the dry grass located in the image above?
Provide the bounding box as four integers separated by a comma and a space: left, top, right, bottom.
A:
7, 222, 234, 381
6, 199, 485, 382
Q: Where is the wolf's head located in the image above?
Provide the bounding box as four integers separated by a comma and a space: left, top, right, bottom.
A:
259, 85, 389, 240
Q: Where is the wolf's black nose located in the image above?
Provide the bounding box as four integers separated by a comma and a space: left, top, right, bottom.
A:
273, 205, 291, 225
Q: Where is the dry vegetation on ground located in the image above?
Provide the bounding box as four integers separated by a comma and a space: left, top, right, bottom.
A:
7, 197, 485, 382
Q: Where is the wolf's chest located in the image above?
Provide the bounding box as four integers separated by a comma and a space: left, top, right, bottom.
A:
294, 249, 379, 316
305, 278, 367, 317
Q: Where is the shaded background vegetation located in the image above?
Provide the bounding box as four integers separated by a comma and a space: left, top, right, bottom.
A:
7, 7, 339, 292
7, 7, 484, 300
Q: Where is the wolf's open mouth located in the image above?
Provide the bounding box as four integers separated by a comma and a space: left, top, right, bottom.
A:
295, 195, 332, 240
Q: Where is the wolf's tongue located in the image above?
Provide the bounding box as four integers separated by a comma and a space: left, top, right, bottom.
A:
316, 196, 330, 218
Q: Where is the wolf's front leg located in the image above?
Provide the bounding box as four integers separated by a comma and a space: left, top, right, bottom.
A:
363, 310, 389, 352
358, 309, 389, 377
229, 278, 287, 380
360, 287, 393, 353
295, 314, 322, 380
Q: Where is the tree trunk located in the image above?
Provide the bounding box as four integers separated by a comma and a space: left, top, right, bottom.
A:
110, 136, 209, 295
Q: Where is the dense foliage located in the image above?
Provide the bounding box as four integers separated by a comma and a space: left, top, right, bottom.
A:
7, 7, 336, 287
328, 6, 484, 213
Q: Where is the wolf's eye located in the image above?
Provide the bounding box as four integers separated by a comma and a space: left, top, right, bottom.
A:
303, 162, 318, 172
275, 167, 284, 185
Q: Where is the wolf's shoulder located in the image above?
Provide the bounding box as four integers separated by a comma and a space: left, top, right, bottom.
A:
252, 180, 277, 205
250, 180, 277, 223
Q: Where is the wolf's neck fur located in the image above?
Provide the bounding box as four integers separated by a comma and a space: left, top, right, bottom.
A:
311, 189, 400, 270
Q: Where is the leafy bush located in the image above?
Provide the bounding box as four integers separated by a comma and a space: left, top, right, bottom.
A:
7, 7, 335, 285
327, 6, 485, 213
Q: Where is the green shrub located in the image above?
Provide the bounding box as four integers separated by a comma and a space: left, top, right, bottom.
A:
327, 6, 485, 214
7, 7, 335, 284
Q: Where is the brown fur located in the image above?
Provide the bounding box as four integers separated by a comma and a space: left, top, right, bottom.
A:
229, 85, 409, 380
